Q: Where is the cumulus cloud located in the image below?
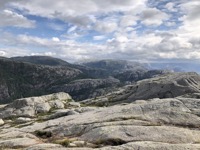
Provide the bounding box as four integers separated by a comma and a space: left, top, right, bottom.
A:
0, 0, 200, 63
140, 8, 169, 26
52, 37, 60, 42
31, 52, 56, 56
120, 15, 138, 27
11, 0, 146, 16
93, 35, 106, 41
165, 2, 177, 12
48, 23, 65, 31
9, 0, 146, 29
0, 51, 6, 56
95, 21, 117, 33
0, 9, 35, 28
67, 26, 78, 34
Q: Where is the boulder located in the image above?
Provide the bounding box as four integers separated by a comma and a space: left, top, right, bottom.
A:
0, 92, 72, 119
35, 103, 51, 113
68, 102, 81, 108
0, 138, 40, 149
0, 118, 4, 125
15, 117, 32, 123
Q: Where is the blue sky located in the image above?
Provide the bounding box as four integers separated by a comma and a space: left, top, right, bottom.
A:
0, 0, 200, 63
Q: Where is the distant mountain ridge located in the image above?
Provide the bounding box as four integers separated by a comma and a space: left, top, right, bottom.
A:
11, 56, 71, 66
81, 59, 147, 74
0, 56, 168, 104
0, 57, 81, 103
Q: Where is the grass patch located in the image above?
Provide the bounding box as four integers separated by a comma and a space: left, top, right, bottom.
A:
54, 138, 71, 147
16, 122, 34, 128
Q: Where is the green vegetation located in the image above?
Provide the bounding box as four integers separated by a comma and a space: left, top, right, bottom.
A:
54, 139, 71, 147
0, 58, 81, 104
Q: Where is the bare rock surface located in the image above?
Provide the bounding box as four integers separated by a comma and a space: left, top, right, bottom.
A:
0, 118, 4, 125
1, 72, 200, 150
82, 72, 200, 106
0, 92, 72, 119
0, 93, 199, 149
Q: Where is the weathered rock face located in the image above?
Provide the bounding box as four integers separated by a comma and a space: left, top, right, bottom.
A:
124, 72, 200, 102
1, 92, 200, 149
0, 57, 169, 104
2, 72, 200, 149
0, 92, 72, 118
83, 72, 200, 106
0, 119, 4, 125
81, 59, 147, 74
50, 78, 120, 101
114, 69, 168, 83
0, 58, 81, 104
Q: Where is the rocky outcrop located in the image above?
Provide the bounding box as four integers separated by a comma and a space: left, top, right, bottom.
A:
0, 57, 169, 104
0, 119, 4, 125
123, 72, 200, 102
0, 58, 81, 104
83, 72, 200, 106
82, 59, 147, 73
50, 78, 120, 101
1, 92, 200, 149
0, 92, 72, 118
114, 69, 168, 83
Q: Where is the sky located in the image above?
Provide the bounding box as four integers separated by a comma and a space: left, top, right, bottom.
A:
0, 0, 200, 63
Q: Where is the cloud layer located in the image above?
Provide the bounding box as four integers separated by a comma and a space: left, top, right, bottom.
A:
0, 0, 200, 63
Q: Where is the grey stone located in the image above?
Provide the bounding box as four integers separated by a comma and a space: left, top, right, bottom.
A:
35, 102, 51, 113
68, 102, 81, 108
0, 118, 4, 125
83, 72, 200, 106
0, 138, 40, 148
15, 117, 32, 123
0, 92, 72, 119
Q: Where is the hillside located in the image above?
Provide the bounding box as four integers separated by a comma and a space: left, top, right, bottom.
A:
82, 72, 200, 106
0, 56, 168, 104
0, 58, 81, 104
1, 73, 200, 149
81, 59, 147, 75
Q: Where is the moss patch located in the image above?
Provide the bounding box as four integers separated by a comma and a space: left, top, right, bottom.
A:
54, 138, 70, 147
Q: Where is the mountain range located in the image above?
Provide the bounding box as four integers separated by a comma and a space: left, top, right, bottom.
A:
0, 56, 166, 104
1, 65, 200, 149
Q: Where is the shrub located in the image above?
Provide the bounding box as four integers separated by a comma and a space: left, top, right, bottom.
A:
34, 130, 52, 138
95, 138, 126, 146
54, 139, 70, 147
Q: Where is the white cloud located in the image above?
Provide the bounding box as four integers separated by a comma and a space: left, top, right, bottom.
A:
178, 1, 200, 40
93, 35, 106, 41
48, 23, 65, 31
0, 9, 35, 28
95, 21, 117, 33
0, 47, 33, 57
10, 0, 147, 28
67, 26, 77, 34
1, 0, 200, 63
11, 0, 146, 16
52, 37, 60, 42
0, 50, 6, 56
31, 52, 56, 56
140, 8, 169, 26
165, 2, 177, 12
165, 21, 176, 27
120, 15, 138, 27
